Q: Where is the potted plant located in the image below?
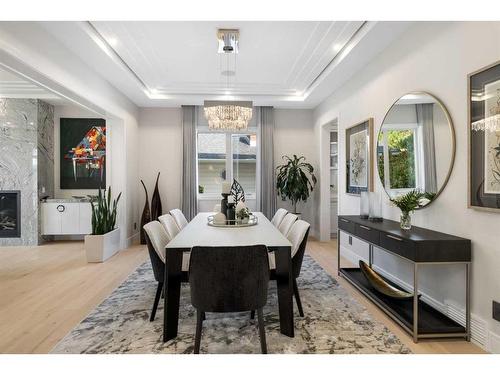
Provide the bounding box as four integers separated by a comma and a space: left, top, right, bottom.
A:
390, 189, 434, 230
236, 206, 251, 224
84, 187, 122, 262
276, 154, 317, 216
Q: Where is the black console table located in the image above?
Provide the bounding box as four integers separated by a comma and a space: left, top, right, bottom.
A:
337, 215, 471, 343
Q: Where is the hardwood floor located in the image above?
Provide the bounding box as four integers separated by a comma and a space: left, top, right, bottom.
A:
0, 241, 148, 354
306, 238, 485, 354
0, 238, 484, 354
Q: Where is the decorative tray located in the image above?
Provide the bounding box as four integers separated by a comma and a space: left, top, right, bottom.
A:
207, 214, 258, 227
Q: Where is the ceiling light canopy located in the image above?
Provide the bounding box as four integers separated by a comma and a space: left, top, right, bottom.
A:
204, 101, 253, 130
217, 29, 239, 54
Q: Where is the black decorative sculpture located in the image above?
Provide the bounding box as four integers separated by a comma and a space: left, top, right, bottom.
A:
151, 172, 163, 221
230, 179, 245, 203
140, 180, 151, 245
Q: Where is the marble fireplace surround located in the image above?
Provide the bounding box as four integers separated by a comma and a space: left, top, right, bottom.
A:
0, 98, 54, 246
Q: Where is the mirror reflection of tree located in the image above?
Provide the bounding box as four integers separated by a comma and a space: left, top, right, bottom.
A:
378, 129, 416, 190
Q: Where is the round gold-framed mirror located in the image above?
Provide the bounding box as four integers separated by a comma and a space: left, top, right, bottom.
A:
376, 92, 456, 208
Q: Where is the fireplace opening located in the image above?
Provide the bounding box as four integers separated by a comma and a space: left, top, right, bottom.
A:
0, 191, 21, 238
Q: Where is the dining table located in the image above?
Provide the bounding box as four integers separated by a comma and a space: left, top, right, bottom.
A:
163, 212, 294, 342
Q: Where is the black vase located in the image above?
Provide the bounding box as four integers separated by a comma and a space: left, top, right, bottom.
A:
140, 180, 151, 245
227, 203, 236, 225
151, 172, 163, 221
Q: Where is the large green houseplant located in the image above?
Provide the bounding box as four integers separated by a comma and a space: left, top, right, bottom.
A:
85, 187, 122, 263
276, 155, 317, 214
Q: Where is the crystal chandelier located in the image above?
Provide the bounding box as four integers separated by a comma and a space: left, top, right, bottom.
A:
472, 88, 500, 132
204, 100, 253, 130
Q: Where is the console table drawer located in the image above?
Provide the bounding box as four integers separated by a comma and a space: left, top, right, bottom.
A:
380, 233, 415, 260
354, 223, 380, 245
338, 217, 355, 233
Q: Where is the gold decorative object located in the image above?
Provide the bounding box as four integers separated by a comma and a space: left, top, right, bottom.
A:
359, 260, 415, 299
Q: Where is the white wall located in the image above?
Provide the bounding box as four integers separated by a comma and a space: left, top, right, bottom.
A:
274, 109, 317, 233
138, 108, 183, 219
136, 108, 318, 233
313, 21, 500, 352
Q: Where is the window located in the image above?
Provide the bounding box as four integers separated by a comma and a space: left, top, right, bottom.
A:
197, 132, 257, 199
378, 124, 421, 194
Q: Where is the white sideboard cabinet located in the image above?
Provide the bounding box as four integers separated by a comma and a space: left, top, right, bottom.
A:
41, 201, 92, 235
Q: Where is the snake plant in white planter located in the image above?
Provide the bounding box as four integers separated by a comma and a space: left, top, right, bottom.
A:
84, 187, 122, 263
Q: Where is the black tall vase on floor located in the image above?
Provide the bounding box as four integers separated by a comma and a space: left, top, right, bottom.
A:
151, 172, 163, 221
140, 180, 151, 245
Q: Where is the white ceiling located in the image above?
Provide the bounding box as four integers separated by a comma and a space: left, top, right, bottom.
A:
40, 21, 413, 108
0, 67, 68, 105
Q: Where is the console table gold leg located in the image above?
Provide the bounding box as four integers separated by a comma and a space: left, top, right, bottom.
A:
337, 229, 341, 276
413, 263, 419, 343
466, 262, 471, 342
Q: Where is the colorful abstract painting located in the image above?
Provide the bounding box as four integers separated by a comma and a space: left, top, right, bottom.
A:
60, 118, 106, 189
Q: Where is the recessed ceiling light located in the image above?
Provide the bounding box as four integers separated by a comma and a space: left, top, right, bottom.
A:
107, 37, 118, 47
332, 43, 343, 53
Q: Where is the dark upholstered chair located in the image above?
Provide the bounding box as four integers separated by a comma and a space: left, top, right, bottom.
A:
143, 221, 189, 321
189, 245, 270, 354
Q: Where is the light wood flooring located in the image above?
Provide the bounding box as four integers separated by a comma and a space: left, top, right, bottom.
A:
0, 239, 485, 354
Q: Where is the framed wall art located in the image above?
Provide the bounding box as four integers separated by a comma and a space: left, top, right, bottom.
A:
345, 118, 374, 195
60, 118, 106, 189
468, 60, 500, 211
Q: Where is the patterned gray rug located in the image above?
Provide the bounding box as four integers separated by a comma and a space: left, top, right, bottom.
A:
52, 255, 411, 354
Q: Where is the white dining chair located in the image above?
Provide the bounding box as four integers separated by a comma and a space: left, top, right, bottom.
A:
287, 220, 311, 257
170, 208, 189, 230
278, 213, 298, 236
268, 219, 310, 269
158, 214, 180, 240
270, 208, 288, 228
143, 221, 190, 321
266, 220, 310, 318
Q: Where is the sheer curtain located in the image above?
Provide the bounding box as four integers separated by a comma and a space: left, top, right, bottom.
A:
416, 103, 437, 193
181, 105, 198, 220
257, 106, 277, 219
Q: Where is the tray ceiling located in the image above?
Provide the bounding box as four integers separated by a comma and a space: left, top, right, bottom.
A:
40, 21, 412, 108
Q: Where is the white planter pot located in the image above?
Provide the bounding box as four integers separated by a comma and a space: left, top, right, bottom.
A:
84, 228, 121, 263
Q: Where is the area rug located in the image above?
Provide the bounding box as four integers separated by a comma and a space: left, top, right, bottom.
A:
52, 255, 411, 354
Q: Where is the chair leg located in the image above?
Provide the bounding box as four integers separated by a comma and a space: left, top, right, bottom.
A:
150, 282, 163, 322
293, 279, 304, 317
250, 310, 255, 320
257, 308, 267, 354
201, 311, 206, 321
194, 309, 204, 354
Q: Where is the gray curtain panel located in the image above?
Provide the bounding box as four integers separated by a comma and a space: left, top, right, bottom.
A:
416, 103, 437, 193
258, 106, 277, 219
181, 105, 198, 220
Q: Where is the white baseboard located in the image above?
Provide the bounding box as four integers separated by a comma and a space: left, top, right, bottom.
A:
340, 244, 489, 351
125, 232, 140, 248
487, 330, 500, 354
